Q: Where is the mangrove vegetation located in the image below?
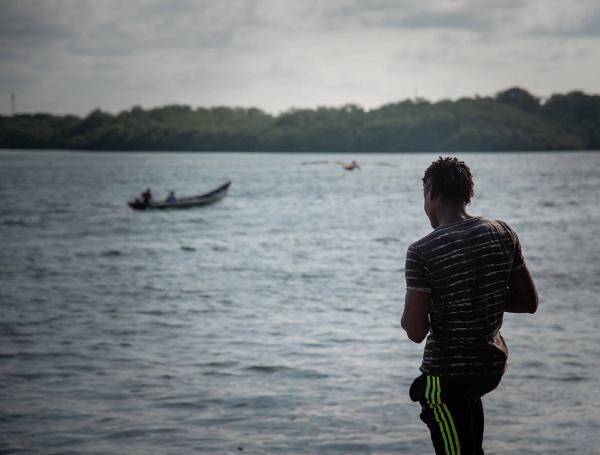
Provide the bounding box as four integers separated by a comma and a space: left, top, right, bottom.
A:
1, 88, 599, 152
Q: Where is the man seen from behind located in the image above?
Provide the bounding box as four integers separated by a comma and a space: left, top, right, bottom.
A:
402, 157, 538, 455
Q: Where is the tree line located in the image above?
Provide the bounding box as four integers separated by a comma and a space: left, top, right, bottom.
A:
1, 88, 599, 152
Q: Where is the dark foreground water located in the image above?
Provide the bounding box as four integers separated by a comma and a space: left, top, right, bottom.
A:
1, 151, 600, 454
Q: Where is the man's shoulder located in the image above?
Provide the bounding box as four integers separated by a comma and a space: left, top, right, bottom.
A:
492, 218, 516, 232
409, 216, 493, 252
408, 231, 438, 252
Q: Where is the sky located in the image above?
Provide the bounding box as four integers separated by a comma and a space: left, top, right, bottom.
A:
1, 0, 599, 116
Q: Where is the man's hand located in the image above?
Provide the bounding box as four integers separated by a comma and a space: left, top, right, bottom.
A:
402, 290, 431, 343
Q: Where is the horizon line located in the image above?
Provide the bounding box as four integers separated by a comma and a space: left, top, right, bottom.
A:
4, 86, 599, 118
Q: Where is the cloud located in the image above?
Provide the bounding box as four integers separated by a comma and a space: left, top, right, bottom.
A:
525, 1, 600, 37
1, 0, 599, 115
0, 1, 71, 41
314, 0, 517, 34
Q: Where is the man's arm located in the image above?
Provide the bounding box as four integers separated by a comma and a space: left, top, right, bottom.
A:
401, 290, 431, 343
505, 265, 538, 313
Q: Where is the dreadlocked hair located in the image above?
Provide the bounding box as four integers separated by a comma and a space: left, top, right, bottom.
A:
422, 156, 474, 205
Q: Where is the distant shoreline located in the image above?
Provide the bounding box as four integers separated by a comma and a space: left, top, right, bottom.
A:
2, 88, 599, 153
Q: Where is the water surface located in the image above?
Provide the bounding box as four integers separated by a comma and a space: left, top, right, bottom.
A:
1, 151, 599, 454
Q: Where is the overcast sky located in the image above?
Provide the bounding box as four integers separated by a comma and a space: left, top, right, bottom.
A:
1, 0, 599, 116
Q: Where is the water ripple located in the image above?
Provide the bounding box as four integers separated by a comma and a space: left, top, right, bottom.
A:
1, 151, 600, 453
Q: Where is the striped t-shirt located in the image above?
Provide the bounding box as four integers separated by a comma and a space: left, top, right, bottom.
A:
405, 217, 525, 376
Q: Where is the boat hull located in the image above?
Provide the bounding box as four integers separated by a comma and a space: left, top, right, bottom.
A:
128, 181, 231, 210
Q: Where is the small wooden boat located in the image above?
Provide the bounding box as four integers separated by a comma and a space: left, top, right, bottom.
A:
128, 181, 231, 210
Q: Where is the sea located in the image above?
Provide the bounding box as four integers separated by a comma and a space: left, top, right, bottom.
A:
1, 150, 599, 454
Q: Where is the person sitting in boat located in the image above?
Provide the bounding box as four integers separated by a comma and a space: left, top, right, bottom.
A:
348, 160, 360, 170
141, 188, 153, 204
166, 190, 176, 203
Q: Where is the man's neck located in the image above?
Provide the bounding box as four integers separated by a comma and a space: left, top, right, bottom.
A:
436, 206, 472, 228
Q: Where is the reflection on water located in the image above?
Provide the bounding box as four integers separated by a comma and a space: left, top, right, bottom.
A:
1, 151, 600, 454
